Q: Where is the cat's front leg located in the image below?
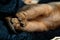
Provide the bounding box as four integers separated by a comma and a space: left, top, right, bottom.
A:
16, 4, 53, 20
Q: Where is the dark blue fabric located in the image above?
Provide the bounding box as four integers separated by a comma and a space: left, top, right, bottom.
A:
38, 0, 60, 3
0, 0, 60, 40
0, 20, 32, 40
0, 0, 25, 14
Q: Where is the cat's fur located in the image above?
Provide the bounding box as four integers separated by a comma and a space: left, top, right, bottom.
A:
5, 2, 60, 32
22, 0, 39, 4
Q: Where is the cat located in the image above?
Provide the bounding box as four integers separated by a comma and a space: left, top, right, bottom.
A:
5, 2, 60, 32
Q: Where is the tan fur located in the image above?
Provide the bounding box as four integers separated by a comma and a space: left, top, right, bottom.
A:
5, 2, 60, 32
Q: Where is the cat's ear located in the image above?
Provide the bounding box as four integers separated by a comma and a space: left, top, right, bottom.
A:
22, 0, 39, 5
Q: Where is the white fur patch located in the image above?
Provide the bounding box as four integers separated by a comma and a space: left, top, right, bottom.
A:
22, 0, 40, 4
31, 0, 39, 4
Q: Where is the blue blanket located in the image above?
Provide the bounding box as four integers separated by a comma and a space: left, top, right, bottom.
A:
0, 0, 60, 40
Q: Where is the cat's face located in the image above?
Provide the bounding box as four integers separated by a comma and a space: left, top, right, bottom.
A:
22, 0, 39, 4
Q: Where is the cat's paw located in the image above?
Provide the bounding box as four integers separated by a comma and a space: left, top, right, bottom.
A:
5, 16, 28, 32
16, 12, 27, 26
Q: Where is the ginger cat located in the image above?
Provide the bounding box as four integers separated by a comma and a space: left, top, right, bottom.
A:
5, 2, 60, 32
